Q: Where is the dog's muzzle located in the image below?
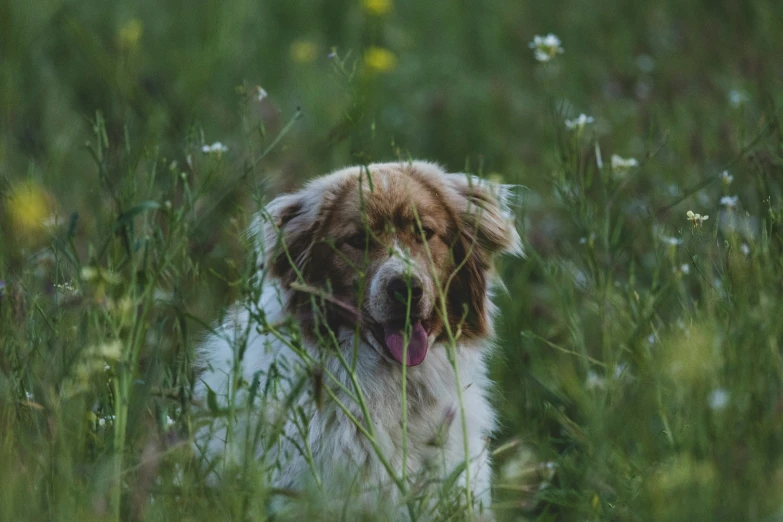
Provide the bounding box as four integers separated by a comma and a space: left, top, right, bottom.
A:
368, 263, 433, 366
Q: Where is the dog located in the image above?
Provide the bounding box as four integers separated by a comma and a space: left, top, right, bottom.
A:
194, 161, 521, 519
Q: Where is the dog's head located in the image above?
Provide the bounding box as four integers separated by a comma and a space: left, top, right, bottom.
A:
260, 161, 521, 366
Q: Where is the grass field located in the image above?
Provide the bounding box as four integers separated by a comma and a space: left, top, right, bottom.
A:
2, 0, 783, 520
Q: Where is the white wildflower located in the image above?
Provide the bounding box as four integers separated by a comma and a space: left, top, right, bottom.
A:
741, 243, 750, 256
578, 233, 595, 247
660, 235, 683, 246
635, 80, 652, 100
635, 54, 655, 73
679, 264, 690, 275
256, 86, 268, 102
728, 90, 748, 108
55, 282, 78, 295
720, 170, 733, 185
25, 391, 34, 401
720, 195, 738, 209
538, 461, 558, 490
677, 318, 687, 332
201, 142, 229, 154
42, 215, 63, 229
529, 34, 563, 62
586, 370, 604, 390
686, 210, 709, 227
565, 114, 594, 131
98, 415, 116, 427
647, 334, 656, 346
611, 155, 639, 170
595, 141, 603, 168
611, 155, 639, 176
166, 415, 176, 427
708, 388, 730, 411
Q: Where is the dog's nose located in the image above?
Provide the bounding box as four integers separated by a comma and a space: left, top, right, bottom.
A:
387, 277, 423, 306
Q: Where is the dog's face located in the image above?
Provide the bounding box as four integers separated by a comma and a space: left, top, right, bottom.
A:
262, 162, 521, 366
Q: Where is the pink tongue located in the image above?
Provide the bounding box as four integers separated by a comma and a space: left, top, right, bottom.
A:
383, 321, 429, 366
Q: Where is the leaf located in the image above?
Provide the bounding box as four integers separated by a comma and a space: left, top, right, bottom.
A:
440, 460, 467, 498
206, 386, 221, 414
67, 212, 79, 238
112, 201, 161, 232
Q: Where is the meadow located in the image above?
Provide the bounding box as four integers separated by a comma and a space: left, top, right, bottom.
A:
2, 0, 783, 520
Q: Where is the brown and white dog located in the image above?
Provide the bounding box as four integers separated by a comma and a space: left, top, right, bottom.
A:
195, 161, 521, 518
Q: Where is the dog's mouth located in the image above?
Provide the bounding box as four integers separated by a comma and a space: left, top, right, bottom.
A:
286, 284, 433, 366
370, 317, 432, 367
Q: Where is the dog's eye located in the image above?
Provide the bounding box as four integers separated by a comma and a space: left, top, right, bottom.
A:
417, 226, 436, 242
345, 231, 369, 249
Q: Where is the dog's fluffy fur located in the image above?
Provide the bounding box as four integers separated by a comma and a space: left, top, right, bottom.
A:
194, 161, 520, 518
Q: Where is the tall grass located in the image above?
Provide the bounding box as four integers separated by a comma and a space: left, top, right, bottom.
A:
2, 0, 783, 520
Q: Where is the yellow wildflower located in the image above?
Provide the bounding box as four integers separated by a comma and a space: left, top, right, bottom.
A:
7, 182, 50, 236
65, 340, 125, 397
647, 454, 716, 519
117, 19, 143, 50
487, 173, 505, 184
91, 340, 124, 361
290, 40, 318, 63
107, 296, 135, 327
81, 266, 123, 303
362, 0, 392, 16
364, 47, 397, 73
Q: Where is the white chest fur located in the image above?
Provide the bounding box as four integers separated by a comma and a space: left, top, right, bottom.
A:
194, 283, 496, 518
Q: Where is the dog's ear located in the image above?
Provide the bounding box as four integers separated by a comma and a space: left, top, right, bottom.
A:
445, 174, 522, 259
443, 173, 521, 339
256, 189, 322, 285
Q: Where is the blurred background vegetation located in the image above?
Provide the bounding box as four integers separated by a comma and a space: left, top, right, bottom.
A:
2, 0, 783, 520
